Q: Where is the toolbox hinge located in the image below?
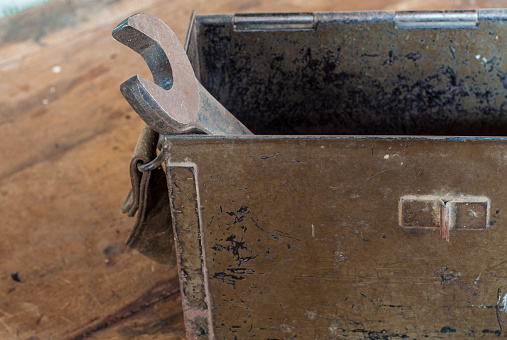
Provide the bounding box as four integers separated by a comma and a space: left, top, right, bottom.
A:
233, 13, 315, 32
395, 10, 478, 29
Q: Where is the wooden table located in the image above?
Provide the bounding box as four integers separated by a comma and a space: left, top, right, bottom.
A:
0, 0, 502, 338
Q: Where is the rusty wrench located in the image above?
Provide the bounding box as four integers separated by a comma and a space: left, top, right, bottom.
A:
113, 13, 252, 136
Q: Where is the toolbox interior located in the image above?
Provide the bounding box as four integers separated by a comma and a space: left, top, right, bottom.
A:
189, 12, 507, 136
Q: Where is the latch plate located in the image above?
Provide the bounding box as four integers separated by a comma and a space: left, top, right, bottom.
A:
400, 195, 491, 241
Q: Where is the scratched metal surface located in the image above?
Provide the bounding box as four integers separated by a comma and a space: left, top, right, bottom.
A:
167, 136, 507, 338
194, 10, 507, 135
169, 9, 507, 339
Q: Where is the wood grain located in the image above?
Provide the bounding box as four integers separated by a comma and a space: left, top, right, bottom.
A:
0, 0, 504, 338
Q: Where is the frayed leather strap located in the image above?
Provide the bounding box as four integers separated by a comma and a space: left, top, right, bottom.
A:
121, 126, 175, 266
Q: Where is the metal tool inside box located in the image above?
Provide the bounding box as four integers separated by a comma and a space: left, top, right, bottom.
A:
117, 9, 507, 339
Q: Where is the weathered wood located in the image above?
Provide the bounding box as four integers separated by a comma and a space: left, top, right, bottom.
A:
1, 0, 505, 338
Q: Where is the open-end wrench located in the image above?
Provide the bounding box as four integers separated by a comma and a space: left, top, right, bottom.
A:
113, 14, 252, 136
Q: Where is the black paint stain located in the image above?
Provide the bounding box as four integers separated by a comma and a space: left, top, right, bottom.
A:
212, 272, 245, 289
406, 52, 422, 61
228, 268, 254, 275
225, 206, 250, 225
449, 46, 456, 60
344, 328, 409, 338
498, 71, 507, 90
11, 272, 21, 282
360, 293, 411, 311
212, 234, 259, 267
440, 326, 456, 333
260, 152, 281, 160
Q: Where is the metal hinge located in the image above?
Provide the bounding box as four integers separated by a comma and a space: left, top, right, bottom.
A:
233, 12, 315, 32
395, 10, 478, 30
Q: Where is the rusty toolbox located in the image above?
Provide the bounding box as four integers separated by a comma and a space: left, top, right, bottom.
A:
118, 9, 507, 339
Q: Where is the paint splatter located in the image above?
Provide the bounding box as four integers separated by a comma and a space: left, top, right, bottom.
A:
11, 272, 21, 282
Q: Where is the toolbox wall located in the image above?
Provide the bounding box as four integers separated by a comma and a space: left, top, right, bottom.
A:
193, 13, 507, 136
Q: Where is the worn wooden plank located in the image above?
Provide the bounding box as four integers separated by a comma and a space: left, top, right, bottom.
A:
0, 121, 183, 339
1, 0, 505, 338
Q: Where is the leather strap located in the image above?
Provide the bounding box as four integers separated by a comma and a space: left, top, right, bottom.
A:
121, 126, 176, 266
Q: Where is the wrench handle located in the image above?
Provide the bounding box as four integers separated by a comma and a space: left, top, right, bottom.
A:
195, 83, 253, 135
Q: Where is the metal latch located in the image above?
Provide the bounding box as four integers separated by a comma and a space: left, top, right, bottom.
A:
399, 195, 491, 241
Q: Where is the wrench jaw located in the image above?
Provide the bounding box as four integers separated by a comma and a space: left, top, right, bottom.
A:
114, 13, 253, 136
114, 13, 202, 135
113, 16, 175, 91
120, 75, 197, 135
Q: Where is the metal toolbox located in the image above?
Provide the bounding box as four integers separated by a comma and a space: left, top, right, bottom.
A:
126, 9, 507, 339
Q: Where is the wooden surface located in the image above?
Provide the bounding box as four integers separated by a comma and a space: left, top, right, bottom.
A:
0, 0, 504, 339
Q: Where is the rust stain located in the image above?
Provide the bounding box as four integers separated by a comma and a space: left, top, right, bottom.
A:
440, 203, 450, 242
